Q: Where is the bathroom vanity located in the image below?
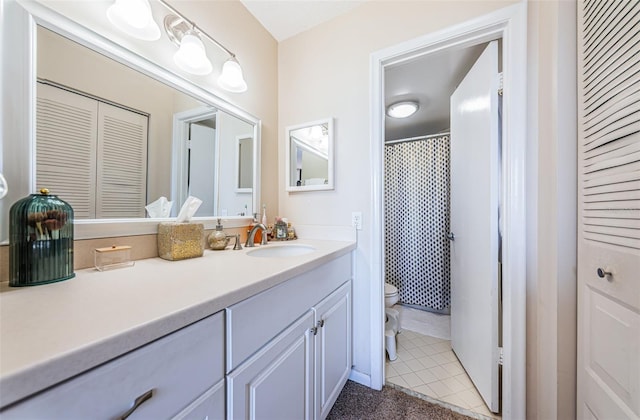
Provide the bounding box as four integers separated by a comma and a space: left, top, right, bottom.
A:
0, 239, 355, 419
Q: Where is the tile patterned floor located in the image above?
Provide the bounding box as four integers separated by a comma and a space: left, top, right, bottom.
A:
386, 329, 500, 419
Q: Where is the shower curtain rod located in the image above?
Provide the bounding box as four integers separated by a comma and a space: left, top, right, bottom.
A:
385, 131, 450, 145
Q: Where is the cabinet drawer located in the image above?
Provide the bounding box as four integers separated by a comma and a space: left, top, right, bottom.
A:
1, 311, 225, 419
173, 380, 225, 420
226, 253, 351, 372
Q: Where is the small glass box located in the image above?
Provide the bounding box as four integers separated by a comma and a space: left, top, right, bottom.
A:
94, 245, 134, 271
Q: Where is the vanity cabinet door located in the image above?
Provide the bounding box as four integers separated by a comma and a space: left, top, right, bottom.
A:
227, 310, 315, 420
226, 254, 350, 372
173, 380, 225, 420
314, 281, 352, 420
1, 312, 225, 419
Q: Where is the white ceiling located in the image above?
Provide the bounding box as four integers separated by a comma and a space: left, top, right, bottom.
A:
384, 43, 487, 141
240, 0, 366, 42
239, 1, 489, 142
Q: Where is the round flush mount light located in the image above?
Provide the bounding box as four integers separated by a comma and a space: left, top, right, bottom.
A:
386, 101, 419, 118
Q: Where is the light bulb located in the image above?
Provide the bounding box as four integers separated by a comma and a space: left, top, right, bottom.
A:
106, 0, 160, 41
121, 0, 150, 28
310, 126, 323, 140
217, 57, 248, 93
173, 30, 213, 75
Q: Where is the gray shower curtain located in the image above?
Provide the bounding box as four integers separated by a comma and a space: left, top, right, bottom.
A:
384, 134, 450, 311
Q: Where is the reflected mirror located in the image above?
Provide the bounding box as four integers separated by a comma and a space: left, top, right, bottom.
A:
286, 118, 334, 192
236, 135, 253, 192
36, 26, 256, 219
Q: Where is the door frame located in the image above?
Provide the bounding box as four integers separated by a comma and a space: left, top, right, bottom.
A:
171, 107, 218, 216
369, 4, 527, 418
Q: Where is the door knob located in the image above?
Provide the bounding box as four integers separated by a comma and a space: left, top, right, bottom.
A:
447, 232, 455, 241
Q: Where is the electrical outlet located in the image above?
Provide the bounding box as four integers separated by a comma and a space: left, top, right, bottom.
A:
351, 212, 362, 230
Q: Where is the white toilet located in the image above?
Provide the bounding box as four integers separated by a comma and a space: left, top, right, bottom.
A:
384, 283, 400, 361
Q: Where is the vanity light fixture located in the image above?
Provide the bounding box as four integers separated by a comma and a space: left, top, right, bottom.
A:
218, 56, 248, 93
106, 0, 161, 41
387, 101, 419, 118
161, 2, 248, 92
309, 125, 324, 141
172, 28, 213, 75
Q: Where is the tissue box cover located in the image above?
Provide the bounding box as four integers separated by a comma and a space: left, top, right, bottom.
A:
157, 222, 204, 261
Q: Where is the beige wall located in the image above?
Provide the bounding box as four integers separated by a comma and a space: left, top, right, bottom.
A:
279, 0, 577, 417
278, 0, 519, 392
526, 1, 577, 419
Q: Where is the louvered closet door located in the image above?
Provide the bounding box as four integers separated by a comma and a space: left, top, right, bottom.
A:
577, 1, 640, 419
96, 103, 148, 218
36, 84, 98, 218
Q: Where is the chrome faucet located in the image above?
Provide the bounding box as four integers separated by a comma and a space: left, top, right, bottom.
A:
245, 223, 268, 247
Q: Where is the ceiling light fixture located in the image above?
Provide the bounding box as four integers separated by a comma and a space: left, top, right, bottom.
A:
106, 0, 161, 41
387, 101, 419, 118
161, 2, 248, 92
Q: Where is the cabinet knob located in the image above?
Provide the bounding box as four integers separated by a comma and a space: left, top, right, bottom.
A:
117, 388, 155, 420
597, 267, 613, 280
318, 319, 325, 328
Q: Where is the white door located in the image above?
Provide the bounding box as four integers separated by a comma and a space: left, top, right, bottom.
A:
188, 122, 216, 216
577, 1, 640, 418
449, 40, 500, 413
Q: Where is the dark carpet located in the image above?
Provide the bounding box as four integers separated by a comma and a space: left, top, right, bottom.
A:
327, 381, 474, 420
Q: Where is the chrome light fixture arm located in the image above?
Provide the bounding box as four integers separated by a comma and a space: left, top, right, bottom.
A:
159, 0, 234, 58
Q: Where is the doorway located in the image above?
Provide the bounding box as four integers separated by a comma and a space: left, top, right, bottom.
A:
382, 40, 501, 418
188, 119, 217, 217
369, 4, 527, 419
171, 106, 218, 217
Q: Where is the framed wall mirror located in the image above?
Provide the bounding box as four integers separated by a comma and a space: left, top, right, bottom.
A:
0, 1, 261, 241
285, 118, 334, 192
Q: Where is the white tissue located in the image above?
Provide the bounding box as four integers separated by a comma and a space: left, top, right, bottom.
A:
0, 172, 7, 199
176, 196, 202, 223
145, 196, 173, 218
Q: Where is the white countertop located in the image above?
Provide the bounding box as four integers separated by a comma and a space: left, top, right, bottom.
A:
0, 239, 356, 408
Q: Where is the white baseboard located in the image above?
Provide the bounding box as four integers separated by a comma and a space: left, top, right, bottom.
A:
348, 369, 371, 387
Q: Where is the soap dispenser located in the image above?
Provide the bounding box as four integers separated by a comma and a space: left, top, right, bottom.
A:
208, 218, 228, 250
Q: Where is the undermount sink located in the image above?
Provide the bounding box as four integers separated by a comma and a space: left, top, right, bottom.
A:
246, 244, 316, 258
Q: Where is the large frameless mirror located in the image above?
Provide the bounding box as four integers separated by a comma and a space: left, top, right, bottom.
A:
285, 118, 334, 192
